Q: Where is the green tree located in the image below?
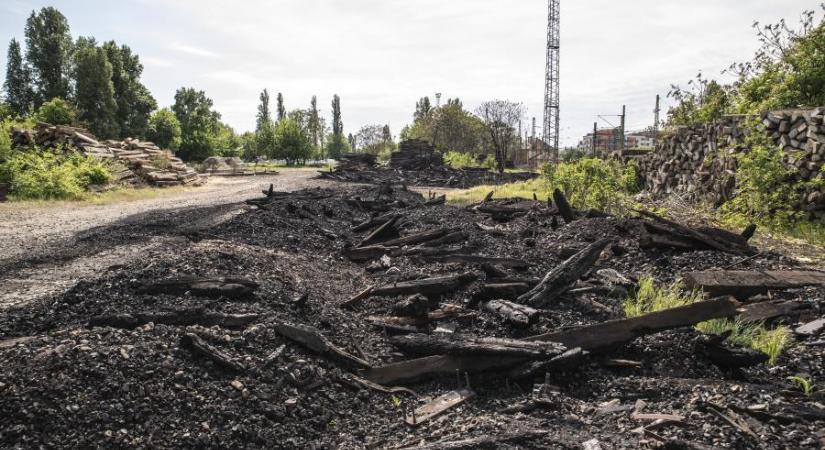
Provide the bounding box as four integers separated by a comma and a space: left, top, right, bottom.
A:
309, 95, 321, 152
276, 92, 286, 121
274, 117, 312, 165
414, 96, 432, 121
4, 39, 34, 117
254, 89, 276, 158
327, 94, 346, 158
102, 41, 157, 138
172, 87, 221, 161
212, 122, 241, 156
25, 7, 73, 105
147, 108, 181, 150
73, 43, 118, 138
355, 124, 388, 155
34, 97, 76, 125
256, 89, 271, 130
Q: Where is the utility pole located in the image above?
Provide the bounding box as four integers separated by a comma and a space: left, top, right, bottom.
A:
653, 94, 661, 149
592, 122, 598, 158
619, 104, 626, 151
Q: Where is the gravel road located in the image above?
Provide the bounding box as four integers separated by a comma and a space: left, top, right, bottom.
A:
0, 170, 330, 309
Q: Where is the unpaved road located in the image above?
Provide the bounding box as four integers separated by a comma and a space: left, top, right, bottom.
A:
0, 170, 330, 309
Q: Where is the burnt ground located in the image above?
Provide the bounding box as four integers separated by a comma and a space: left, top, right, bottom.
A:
0, 178, 823, 449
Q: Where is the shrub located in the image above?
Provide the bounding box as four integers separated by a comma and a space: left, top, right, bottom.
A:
0, 121, 12, 163
443, 151, 477, 168
542, 158, 640, 213
34, 98, 77, 125
148, 108, 182, 150
0, 148, 112, 200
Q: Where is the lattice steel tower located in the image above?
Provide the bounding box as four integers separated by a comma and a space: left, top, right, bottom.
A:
543, 0, 560, 161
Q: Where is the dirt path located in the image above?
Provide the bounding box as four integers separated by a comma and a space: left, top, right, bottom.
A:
0, 170, 330, 309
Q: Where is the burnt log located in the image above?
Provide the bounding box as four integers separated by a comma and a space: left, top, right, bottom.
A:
273, 322, 371, 370
637, 210, 756, 255
422, 254, 529, 269
483, 300, 539, 328
365, 354, 526, 385
553, 189, 576, 223
380, 229, 450, 247
369, 272, 477, 298
474, 283, 533, 302
180, 333, 246, 372
358, 214, 402, 247
684, 270, 825, 298
137, 277, 259, 299
527, 296, 740, 352
393, 294, 431, 317
351, 212, 397, 233
343, 244, 400, 262
420, 231, 469, 247
390, 334, 566, 359
517, 239, 612, 307
506, 347, 587, 380
89, 308, 260, 329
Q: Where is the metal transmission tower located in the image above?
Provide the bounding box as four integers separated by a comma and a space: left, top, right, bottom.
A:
543, 0, 561, 161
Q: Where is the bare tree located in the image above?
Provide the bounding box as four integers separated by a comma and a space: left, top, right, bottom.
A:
476, 100, 525, 173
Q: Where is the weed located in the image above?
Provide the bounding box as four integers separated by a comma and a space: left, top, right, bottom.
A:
389, 395, 402, 408
787, 375, 816, 396
623, 277, 791, 364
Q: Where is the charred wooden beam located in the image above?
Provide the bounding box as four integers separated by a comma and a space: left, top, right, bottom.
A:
380, 229, 450, 248
506, 347, 588, 380
684, 270, 825, 298
343, 244, 400, 262
137, 277, 259, 299
422, 254, 529, 269
474, 283, 533, 302
553, 189, 576, 223
518, 239, 612, 307
526, 296, 740, 352
180, 333, 246, 372
88, 309, 260, 329
369, 272, 477, 298
390, 334, 566, 359
273, 322, 371, 370
364, 354, 526, 385
351, 212, 397, 233
420, 231, 469, 248
358, 214, 402, 247
483, 299, 539, 328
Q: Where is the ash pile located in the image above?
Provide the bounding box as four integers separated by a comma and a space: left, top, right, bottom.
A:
10, 123, 204, 187
319, 139, 536, 188
1, 183, 824, 449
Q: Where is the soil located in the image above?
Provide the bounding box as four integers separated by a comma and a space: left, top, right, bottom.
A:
0, 174, 823, 449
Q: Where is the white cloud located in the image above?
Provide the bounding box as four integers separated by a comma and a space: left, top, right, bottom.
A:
170, 43, 219, 58
142, 56, 173, 68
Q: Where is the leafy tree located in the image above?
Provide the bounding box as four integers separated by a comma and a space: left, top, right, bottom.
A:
147, 108, 181, 150
274, 118, 312, 164
256, 89, 271, 130
406, 98, 488, 154
667, 75, 731, 126
172, 87, 221, 161
276, 92, 286, 121
0, 103, 11, 121
34, 97, 76, 125
25, 7, 73, 105
327, 94, 346, 158
4, 39, 34, 117
309, 95, 321, 153
476, 100, 525, 173
414, 96, 431, 121
212, 122, 242, 157
355, 124, 389, 155
239, 131, 257, 159
102, 41, 157, 138
73, 43, 118, 138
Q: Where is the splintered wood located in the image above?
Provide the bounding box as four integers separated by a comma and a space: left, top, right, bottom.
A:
405, 389, 475, 426
684, 270, 825, 298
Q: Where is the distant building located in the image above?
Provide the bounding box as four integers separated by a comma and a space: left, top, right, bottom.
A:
577, 128, 622, 156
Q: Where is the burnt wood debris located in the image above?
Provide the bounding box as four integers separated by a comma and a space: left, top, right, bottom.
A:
1, 176, 824, 449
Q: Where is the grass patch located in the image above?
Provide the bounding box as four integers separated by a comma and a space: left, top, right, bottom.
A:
447, 158, 641, 215
721, 211, 825, 248
5, 185, 192, 206
624, 276, 792, 364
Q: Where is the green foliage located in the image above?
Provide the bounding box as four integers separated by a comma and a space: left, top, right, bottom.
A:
25, 7, 73, 106
624, 276, 791, 365
274, 118, 312, 164
0, 148, 112, 200
148, 108, 181, 150
4, 38, 34, 117
406, 99, 489, 155
443, 151, 477, 168
34, 97, 76, 125
667, 77, 731, 126
541, 158, 640, 213
172, 87, 221, 161
102, 41, 157, 138
787, 375, 816, 396
328, 95, 345, 158
0, 121, 12, 162
212, 122, 242, 157
73, 43, 118, 138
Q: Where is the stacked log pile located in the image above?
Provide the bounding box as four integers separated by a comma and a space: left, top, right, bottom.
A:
337, 153, 377, 171
637, 108, 825, 216
390, 139, 443, 170
10, 123, 203, 187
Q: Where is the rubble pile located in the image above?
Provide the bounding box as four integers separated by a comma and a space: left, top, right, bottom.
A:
637, 108, 825, 216
1, 183, 824, 448
337, 153, 377, 171
10, 123, 204, 187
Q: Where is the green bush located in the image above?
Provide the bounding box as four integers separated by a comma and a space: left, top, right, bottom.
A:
541, 158, 640, 213
34, 98, 77, 125
0, 148, 112, 200
0, 121, 12, 163
443, 151, 476, 168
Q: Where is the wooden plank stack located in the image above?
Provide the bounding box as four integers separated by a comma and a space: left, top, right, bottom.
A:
390, 139, 443, 170
10, 123, 204, 187
337, 153, 377, 171
637, 108, 825, 217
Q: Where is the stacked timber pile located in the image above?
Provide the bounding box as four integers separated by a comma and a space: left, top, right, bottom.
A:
10, 123, 204, 187
638, 108, 825, 216
390, 139, 443, 170
336, 153, 377, 171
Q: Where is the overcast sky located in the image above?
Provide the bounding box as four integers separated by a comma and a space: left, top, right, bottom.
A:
0, 0, 819, 146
